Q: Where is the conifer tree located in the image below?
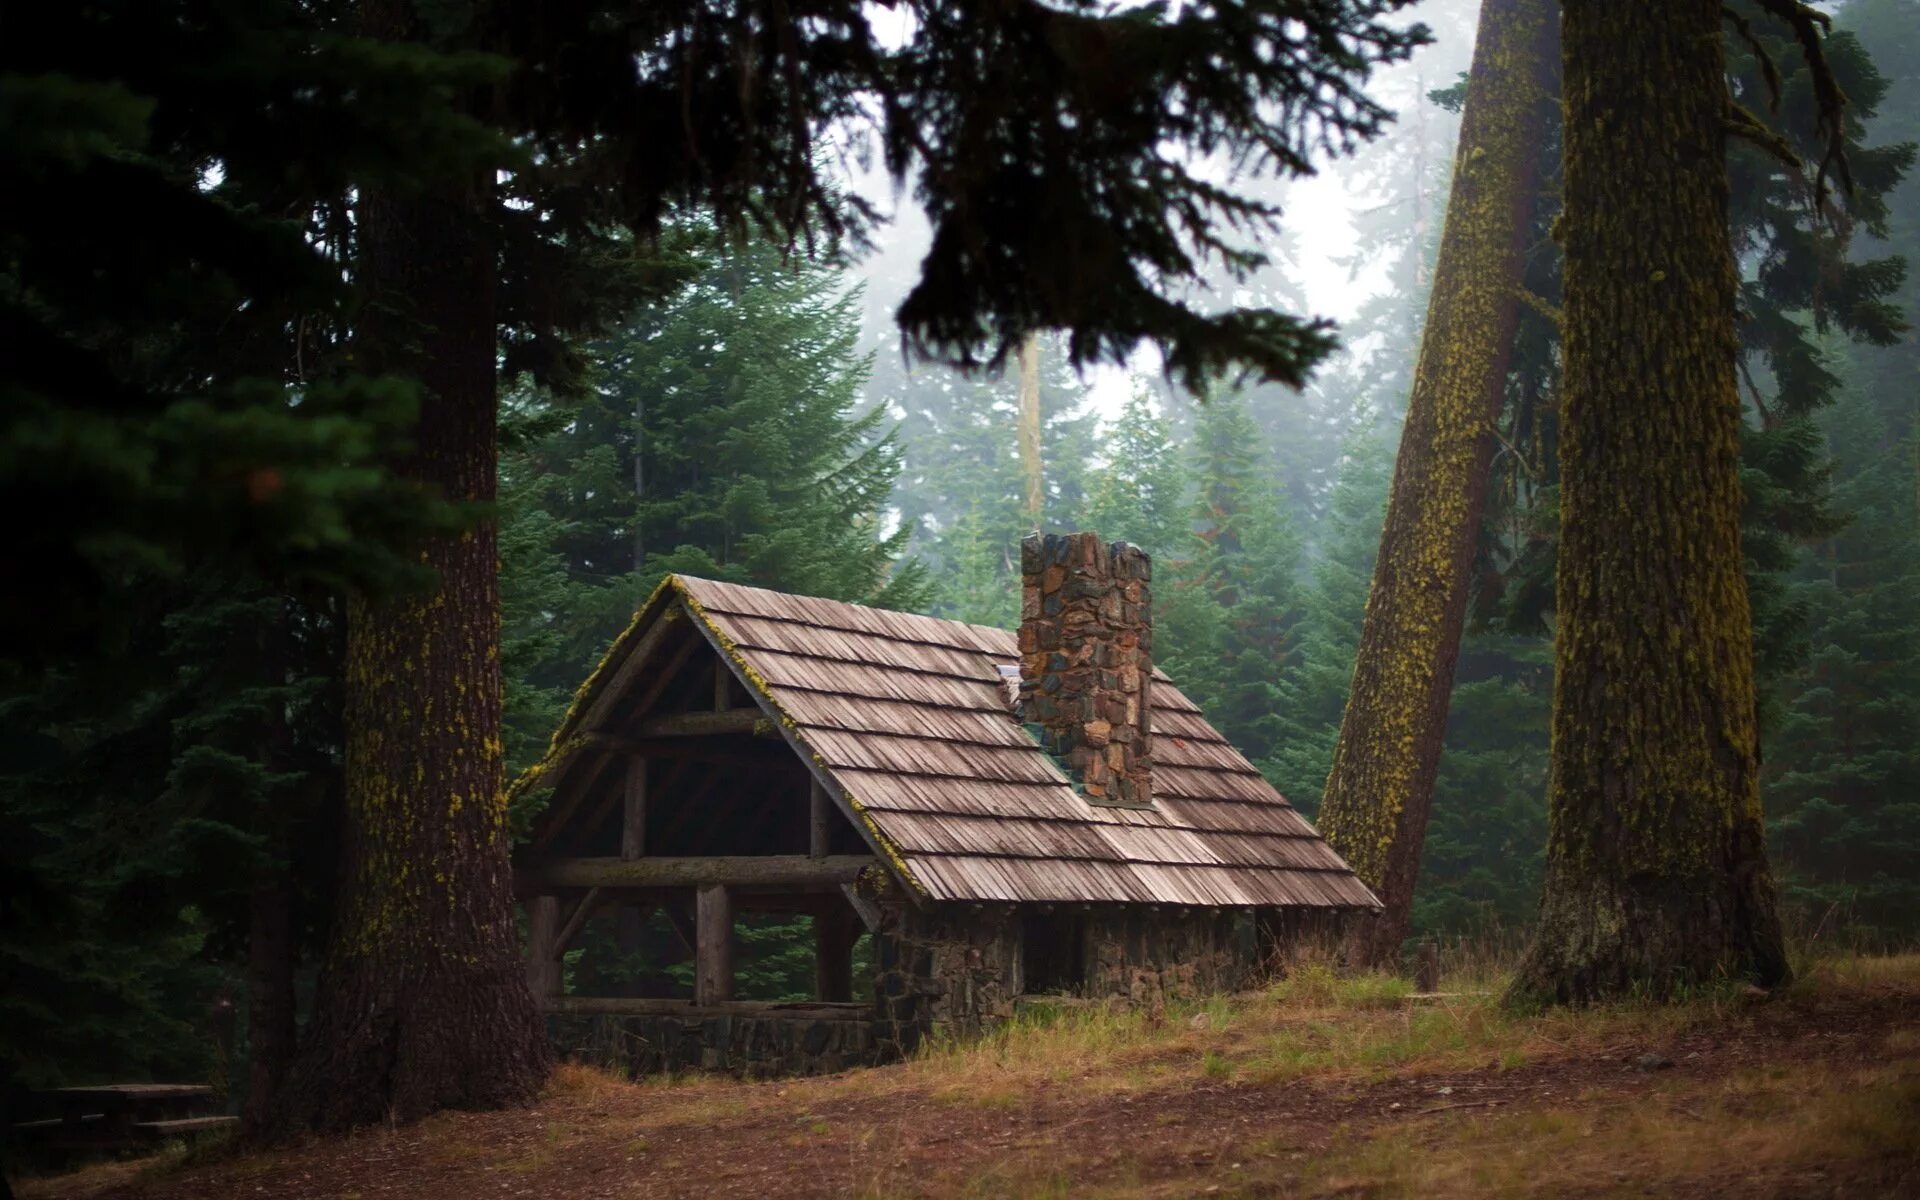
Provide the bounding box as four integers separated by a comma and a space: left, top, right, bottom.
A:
1267, 427, 1395, 814
891, 337, 1100, 627
1511, 0, 1793, 1003
1084, 385, 1192, 560
501, 241, 930, 767
1765, 381, 1920, 939
1175, 393, 1304, 763
1315, 0, 1560, 966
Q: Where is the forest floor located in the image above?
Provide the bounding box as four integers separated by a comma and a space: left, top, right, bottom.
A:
17, 952, 1920, 1200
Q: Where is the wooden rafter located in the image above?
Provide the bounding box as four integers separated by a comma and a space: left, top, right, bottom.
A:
526, 855, 877, 890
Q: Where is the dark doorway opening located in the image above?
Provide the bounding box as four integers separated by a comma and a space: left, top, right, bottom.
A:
1020, 911, 1087, 995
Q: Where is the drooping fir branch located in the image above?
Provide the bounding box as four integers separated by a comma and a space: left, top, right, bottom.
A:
1730, 0, 1855, 207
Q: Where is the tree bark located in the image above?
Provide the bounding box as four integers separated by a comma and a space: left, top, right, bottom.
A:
241, 859, 295, 1131
1017, 332, 1043, 524
271, 3, 549, 1131
1315, 0, 1559, 968
242, 603, 297, 1132
1509, 0, 1789, 1004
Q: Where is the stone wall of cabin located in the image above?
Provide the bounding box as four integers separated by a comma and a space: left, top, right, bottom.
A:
554, 903, 1277, 1079
549, 1009, 884, 1079
872, 903, 1260, 1046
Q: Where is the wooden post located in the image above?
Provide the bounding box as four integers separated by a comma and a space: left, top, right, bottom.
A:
695, 884, 733, 1004
622, 757, 646, 859
809, 777, 832, 859
1415, 940, 1440, 993
815, 909, 856, 1002
526, 895, 562, 1000
714, 659, 731, 710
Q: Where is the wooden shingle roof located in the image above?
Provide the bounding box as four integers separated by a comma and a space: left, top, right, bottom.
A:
518, 575, 1378, 911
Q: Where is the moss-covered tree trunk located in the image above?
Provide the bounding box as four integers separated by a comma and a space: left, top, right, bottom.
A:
272, 4, 549, 1132
1315, 0, 1559, 968
1509, 0, 1789, 1004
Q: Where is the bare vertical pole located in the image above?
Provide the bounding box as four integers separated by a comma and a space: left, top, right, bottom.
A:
815, 908, 855, 1003
695, 884, 733, 1005
1017, 332, 1044, 526
621, 757, 646, 860
525, 895, 562, 1000
809, 777, 832, 859
713, 659, 730, 710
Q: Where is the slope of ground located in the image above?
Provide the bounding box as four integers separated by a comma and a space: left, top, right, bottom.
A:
18, 954, 1920, 1199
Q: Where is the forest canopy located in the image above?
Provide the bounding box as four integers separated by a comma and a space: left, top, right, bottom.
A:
0, 0, 1914, 1150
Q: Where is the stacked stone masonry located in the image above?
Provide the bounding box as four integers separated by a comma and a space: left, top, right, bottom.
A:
549, 1010, 883, 1079
1018, 532, 1155, 806
556, 902, 1269, 1079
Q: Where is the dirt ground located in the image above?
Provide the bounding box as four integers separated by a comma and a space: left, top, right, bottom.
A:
18, 962, 1920, 1200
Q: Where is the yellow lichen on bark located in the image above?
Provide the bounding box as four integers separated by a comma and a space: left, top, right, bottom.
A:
1314, 0, 1560, 963
1509, 0, 1788, 1004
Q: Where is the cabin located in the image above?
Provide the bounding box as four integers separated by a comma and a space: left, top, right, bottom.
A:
511, 531, 1377, 1077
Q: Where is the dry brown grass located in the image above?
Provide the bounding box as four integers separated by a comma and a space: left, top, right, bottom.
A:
16, 951, 1920, 1200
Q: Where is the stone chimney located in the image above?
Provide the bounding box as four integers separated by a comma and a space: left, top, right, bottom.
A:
1018, 532, 1153, 808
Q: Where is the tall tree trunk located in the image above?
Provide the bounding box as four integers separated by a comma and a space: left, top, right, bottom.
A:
1017, 332, 1043, 525
1509, 0, 1789, 1004
632, 391, 646, 573
242, 858, 295, 1130
272, 4, 549, 1130
1315, 0, 1559, 967
242, 603, 297, 1131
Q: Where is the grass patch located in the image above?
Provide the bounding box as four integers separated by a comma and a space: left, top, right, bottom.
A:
1287, 1054, 1920, 1199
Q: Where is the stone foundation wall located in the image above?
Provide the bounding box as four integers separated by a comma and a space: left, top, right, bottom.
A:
873, 903, 1262, 1042
1083, 908, 1256, 1008
554, 904, 1286, 1078
550, 1011, 883, 1079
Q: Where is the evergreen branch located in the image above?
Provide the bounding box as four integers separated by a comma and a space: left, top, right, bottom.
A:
1722, 6, 1784, 113
1747, 0, 1855, 209
1725, 99, 1802, 172
1509, 286, 1563, 329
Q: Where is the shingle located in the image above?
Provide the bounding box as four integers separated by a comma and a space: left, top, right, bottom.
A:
523, 574, 1376, 911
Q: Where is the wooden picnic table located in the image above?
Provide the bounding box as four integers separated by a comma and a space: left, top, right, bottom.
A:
15, 1083, 235, 1151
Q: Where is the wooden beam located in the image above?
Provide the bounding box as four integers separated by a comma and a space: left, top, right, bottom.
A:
809, 777, 832, 859
584, 733, 791, 766
543, 996, 869, 1020
636, 708, 774, 738
527, 855, 877, 890
624, 628, 703, 721
714, 659, 731, 710
815, 909, 856, 1003
525, 895, 562, 998
678, 610, 911, 901
622, 758, 646, 859
695, 884, 733, 1005
840, 884, 883, 933
555, 887, 602, 953
579, 605, 686, 731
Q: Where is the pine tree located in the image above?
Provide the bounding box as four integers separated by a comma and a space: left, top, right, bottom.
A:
501, 241, 931, 767
1084, 385, 1191, 560
1267, 426, 1395, 815
1763, 371, 1920, 940
1172, 393, 1304, 763
1315, 0, 1560, 967
1511, 0, 1790, 1004
889, 336, 1100, 625
281, 57, 551, 1125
